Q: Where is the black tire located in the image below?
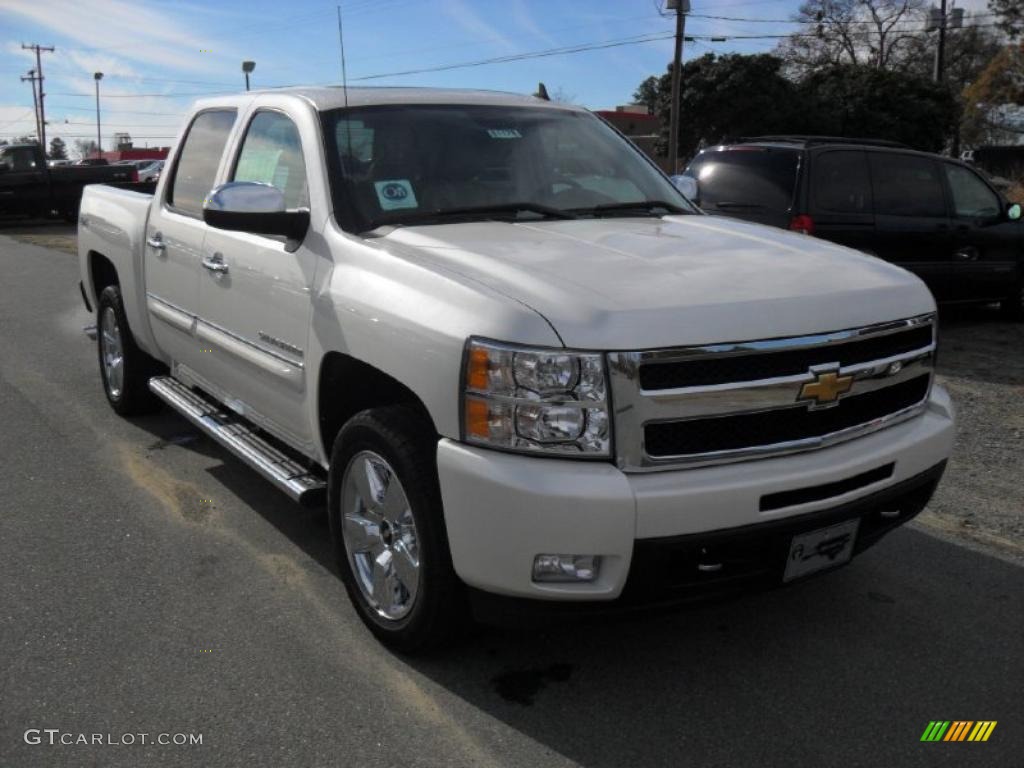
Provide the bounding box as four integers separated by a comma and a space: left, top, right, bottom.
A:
96, 284, 162, 416
999, 277, 1023, 321
328, 405, 466, 653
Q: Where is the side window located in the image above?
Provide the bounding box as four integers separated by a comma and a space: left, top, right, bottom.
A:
944, 164, 1001, 219
168, 110, 237, 217
868, 153, 946, 218
232, 112, 308, 209
812, 151, 871, 214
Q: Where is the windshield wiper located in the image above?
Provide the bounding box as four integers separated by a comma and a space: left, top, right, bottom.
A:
570, 200, 689, 217
380, 203, 577, 228
710, 201, 769, 210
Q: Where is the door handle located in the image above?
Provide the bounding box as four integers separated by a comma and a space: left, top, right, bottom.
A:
146, 233, 165, 250
953, 248, 979, 261
201, 253, 229, 274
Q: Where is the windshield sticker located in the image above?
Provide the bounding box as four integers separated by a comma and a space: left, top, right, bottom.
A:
487, 128, 522, 139
374, 179, 418, 211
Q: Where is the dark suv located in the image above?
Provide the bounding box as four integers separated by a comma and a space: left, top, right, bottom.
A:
680, 136, 1023, 315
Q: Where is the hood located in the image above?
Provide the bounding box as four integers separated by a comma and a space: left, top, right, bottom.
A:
381, 215, 935, 350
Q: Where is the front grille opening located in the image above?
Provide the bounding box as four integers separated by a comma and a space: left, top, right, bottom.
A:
639, 324, 932, 390
644, 374, 930, 458
760, 463, 895, 512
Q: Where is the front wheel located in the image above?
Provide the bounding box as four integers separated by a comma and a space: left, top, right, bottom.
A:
328, 405, 466, 652
999, 277, 1023, 321
97, 285, 162, 416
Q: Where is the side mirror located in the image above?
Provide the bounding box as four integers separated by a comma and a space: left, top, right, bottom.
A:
672, 175, 699, 203
1008, 203, 1021, 221
203, 182, 309, 244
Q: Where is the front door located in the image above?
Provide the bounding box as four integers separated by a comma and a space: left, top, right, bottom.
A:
194, 109, 318, 451
941, 162, 1020, 302
867, 152, 953, 302
145, 109, 237, 369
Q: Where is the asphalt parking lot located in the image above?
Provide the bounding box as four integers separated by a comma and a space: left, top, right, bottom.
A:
1, 222, 1022, 768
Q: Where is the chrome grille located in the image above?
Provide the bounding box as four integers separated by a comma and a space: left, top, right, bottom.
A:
607, 315, 935, 471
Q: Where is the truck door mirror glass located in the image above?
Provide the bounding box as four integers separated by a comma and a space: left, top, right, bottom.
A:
672, 175, 699, 203
203, 181, 310, 245
1008, 203, 1021, 221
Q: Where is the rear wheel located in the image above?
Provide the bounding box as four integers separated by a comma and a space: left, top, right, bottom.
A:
97, 285, 162, 416
328, 405, 466, 652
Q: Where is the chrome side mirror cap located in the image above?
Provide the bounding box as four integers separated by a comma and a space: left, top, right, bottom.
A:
203, 182, 309, 246
1008, 203, 1021, 221
671, 175, 699, 203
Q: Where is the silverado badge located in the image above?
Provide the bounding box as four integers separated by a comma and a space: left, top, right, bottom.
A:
798, 369, 853, 407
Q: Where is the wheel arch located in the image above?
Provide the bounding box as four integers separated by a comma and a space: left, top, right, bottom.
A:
317, 351, 439, 461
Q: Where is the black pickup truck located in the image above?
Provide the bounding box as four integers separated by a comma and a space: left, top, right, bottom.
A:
0, 143, 141, 220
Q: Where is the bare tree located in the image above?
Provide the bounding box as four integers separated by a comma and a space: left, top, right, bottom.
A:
779, 0, 927, 73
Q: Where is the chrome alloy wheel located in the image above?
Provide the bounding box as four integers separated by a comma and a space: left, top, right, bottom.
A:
340, 450, 421, 621
99, 306, 125, 399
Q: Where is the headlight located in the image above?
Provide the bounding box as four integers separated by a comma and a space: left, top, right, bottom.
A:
462, 338, 611, 457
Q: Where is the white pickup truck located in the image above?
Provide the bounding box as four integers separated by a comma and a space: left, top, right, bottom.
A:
78, 87, 955, 650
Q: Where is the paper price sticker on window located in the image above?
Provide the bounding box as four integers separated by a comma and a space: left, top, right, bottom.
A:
487, 129, 522, 139
374, 179, 418, 211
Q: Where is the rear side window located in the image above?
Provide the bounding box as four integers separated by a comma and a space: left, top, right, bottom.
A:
686, 148, 799, 213
812, 151, 871, 214
168, 110, 237, 216
944, 164, 1001, 219
868, 153, 946, 218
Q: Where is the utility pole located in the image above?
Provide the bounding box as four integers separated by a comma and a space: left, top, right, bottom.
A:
94, 72, 103, 155
20, 69, 41, 144
22, 44, 54, 153
932, 0, 947, 82
667, 0, 689, 175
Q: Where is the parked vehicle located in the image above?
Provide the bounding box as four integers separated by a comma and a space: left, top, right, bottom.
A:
0, 143, 138, 219
75, 157, 109, 166
137, 159, 164, 182
78, 89, 954, 650
681, 137, 1023, 316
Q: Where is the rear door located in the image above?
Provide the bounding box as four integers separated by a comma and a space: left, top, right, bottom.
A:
806, 149, 875, 254
145, 109, 236, 369
685, 146, 800, 229
194, 108, 317, 450
941, 162, 1020, 301
867, 151, 952, 301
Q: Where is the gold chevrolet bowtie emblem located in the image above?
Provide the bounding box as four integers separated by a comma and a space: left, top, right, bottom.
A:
798, 370, 854, 406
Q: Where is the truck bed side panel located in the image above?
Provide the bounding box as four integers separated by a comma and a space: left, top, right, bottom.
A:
78, 185, 162, 359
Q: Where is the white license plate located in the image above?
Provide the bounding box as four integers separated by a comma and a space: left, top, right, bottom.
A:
783, 518, 860, 582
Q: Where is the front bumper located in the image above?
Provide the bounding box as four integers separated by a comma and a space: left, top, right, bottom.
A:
436, 385, 955, 602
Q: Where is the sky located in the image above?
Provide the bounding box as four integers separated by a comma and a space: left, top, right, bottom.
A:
0, 0, 996, 156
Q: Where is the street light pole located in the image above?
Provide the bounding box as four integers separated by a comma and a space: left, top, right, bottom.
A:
242, 60, 255, 91
667, 0, 690, 175
94, 72, 103, 157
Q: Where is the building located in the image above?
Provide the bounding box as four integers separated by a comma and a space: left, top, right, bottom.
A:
593, 105, 668, 172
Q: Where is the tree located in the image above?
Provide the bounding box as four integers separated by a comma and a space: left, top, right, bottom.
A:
48, 136, 67, 160
12, 135, 38, 144
645, 54, 806, 160
632, 76, 660, 114
799, 64, 958, 151
778, 0, 927, 73
961, 43, 1024, 146
989, 0, 1022, 39
73, 139, 99, 160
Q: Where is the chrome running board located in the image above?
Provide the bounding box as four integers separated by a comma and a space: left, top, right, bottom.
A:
148, 376, 325, 505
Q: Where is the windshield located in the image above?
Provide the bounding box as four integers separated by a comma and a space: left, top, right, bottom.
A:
321, 104, 693, 232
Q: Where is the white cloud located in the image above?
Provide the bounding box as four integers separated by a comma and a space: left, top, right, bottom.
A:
441, 0, 519, 53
